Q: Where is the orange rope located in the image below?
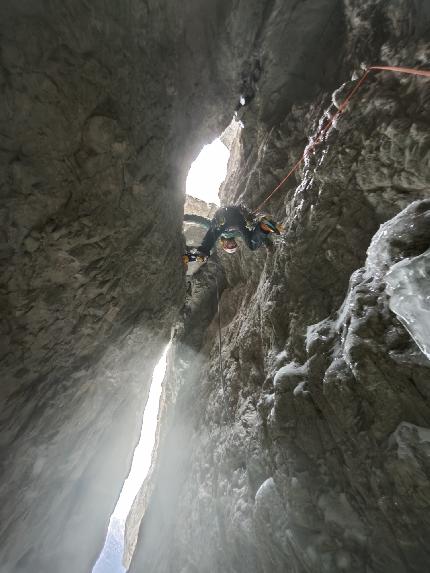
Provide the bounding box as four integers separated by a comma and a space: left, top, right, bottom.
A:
369, 65, 430, 78
253, 65, 430, 213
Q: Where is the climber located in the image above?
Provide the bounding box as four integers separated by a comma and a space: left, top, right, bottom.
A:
183, 204, 283, 267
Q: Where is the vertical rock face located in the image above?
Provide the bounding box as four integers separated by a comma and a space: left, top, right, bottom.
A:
1, 0, 429, 571
0, 3, 186, 572
0, 1, 329, 571
127, 2, 430, 573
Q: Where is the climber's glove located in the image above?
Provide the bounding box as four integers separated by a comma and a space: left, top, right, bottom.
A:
183, 250, 208, 267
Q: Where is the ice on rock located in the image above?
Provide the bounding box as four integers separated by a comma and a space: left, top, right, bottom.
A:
386, 248, 430, 361
366, 200, 430, 277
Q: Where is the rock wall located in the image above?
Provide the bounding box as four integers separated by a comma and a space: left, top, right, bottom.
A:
127, 1, 430, 572
0, 1, 311, 571
1, 0, 429, 571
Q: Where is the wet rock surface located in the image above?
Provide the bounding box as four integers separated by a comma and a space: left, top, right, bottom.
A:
1, 0, 429, 572
127, 2, 430, 572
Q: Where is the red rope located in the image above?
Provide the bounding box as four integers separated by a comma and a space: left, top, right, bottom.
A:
253, 65, 430, 213
369, 65, 430, 78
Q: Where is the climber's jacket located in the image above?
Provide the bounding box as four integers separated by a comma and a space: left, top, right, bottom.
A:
184, 205, 282, 259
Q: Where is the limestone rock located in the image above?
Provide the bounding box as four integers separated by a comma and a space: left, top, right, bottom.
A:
126, 2, 430, 572
0, 0, 295, 571
1, 0, 429, 572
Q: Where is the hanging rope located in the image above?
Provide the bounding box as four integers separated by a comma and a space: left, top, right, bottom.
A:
215, 275, 233, 424
253, 65, 430, 213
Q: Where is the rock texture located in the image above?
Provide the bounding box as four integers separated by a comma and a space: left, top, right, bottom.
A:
0, 3, 184, 572
183, 196, 217, 249
0, 1, 307, 572
127, 1, 430, 573
1, 0, 429, 572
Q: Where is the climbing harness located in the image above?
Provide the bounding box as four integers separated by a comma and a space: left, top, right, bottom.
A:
254, 65, 430, 213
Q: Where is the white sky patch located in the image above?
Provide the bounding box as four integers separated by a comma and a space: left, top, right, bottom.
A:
92, 344, 170, 573
186, 138, 229, 206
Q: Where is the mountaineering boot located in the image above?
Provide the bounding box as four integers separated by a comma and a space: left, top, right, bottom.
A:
257, 214, 284, 235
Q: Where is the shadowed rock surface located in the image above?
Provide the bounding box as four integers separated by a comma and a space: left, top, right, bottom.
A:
126, 2, 430, 573
0, 0, 301, 571
1, 0, 429, 572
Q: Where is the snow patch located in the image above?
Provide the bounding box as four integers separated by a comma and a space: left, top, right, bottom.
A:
274, 349, 288, 366
255, 477, 276, 501
306, 320, 331, 353
273, 362, 307, 389
389, 422, 430, 463
293, 381, 309, 398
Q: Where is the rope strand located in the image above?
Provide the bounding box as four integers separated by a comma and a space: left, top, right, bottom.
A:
253, 65, 430, 213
